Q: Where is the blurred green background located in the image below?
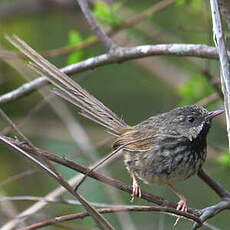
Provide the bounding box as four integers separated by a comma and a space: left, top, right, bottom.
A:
0, 0, 229, 229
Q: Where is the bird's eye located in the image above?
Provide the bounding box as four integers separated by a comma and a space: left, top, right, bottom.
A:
187, 116, 195, 123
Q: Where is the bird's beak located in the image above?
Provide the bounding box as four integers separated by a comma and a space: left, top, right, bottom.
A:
207, 109, 224, 120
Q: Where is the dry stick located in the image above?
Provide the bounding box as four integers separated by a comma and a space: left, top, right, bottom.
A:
0, 136, 115, 230
210, 0, 230, 150
0, 96, 64, 186
196, 93, 219, 107
0, 196, 133, 207
5, 135, 199, 215
5, 135, 230, 228
198, 169, 230, 199
0, 170, 37, 187
0, 0, 174, 59
192, 200, 230, 230
19, 205, 201, 230
76, 0, 116, 50
43, 94, 136, 230
0, 43, 227, 106
1, 163, 105, 230
0, 108, 33, 146
201, 70, 223, 99
12, 135, 230, 228
0, 97, 81, 207
46, 0, 175, 57
0, 87, 116, 230
46, 0, 174, 57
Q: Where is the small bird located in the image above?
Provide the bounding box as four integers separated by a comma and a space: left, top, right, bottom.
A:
8, 36, 224, 214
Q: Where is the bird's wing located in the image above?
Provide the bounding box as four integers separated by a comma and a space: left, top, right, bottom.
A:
112, 126, 157, 152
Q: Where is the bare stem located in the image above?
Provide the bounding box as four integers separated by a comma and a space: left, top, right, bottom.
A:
77, 0, 116, 50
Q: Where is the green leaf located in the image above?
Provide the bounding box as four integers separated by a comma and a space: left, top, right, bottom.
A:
67, 30, 85, 65
93, 1, 122, 27
176, 0, 187, 5
178, 74, 214, 106
219, 152, 230, 167
176, 0, 202, 6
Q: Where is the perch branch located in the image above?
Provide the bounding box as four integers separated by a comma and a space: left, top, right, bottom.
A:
20, 205, 201, 230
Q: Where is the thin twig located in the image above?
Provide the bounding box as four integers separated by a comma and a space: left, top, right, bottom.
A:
0, 136, 115, 230
196, 93, 219, 107
0, 0, 174, 59
0, 196, 129, 207
19, 205, 202, 230
0, 170, 37, 187
202, 69, 223, 98
77, 0, 116, 50
0, 108, 33, 146
198, 169, 230, 199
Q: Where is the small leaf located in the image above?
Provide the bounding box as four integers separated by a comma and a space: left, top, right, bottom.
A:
67, 30, 84, 65
178, 74, 214, 106
176, 0, 187, 5
93, 1, 122, 27
219, 152, 230, 167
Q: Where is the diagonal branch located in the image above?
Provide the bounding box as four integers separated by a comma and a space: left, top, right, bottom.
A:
198, 169, 230, 199
4, 135, 199, 215
77, 0, 116, 50
0, 136, 115, 230
5, 135, 230, 229
1, 43, 228, 106
193, 200, 230, 230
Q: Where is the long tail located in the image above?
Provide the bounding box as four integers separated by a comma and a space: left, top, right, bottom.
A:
7, 35, 128, 135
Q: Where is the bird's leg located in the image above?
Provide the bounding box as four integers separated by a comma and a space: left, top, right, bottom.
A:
131, 174, 141, 202
168, 184, 187, 225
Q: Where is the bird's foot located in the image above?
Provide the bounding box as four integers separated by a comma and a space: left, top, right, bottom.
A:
131, 176, 141, 202
174, 198, 188, 226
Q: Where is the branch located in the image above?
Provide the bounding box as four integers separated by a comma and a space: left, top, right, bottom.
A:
20, 205, 201, 230
0, 77, 47, 105
0, 170, 37, 187
0, 135, 115, 230
1, 43, 227, 105
210, 0, 230, 150
0, 0, 174, 59
198, 169, 230, 199
77, 0, 116, 50
4, 135, 230, 229
193, 200, 230, 230
3, 135, 199, 215
3, 135, 230, 229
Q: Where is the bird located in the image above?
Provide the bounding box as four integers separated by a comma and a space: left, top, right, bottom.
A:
7, 35, 224, 214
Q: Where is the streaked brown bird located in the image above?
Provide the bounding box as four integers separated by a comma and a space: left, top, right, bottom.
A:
8, 36, 224, 214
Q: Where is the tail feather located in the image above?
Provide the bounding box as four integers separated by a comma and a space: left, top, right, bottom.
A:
7, 35, 128, 135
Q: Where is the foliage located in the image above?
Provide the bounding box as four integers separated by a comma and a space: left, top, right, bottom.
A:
93, 1, 122, 27
219, 152, 230, 167
178, 74, 214, 105
66, 30, 91, 65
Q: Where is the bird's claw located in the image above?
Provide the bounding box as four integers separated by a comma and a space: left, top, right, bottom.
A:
174, 199, 188, 226
131, 177, 141, 202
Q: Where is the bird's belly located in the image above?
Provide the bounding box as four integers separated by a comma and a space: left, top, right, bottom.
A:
124, 142, 207, 185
